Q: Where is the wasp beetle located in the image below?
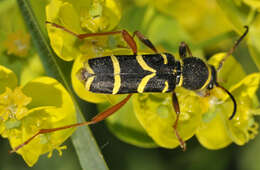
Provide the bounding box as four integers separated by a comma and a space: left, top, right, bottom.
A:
11, 22, 249, 153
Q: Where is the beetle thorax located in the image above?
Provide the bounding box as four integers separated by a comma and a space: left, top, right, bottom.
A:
181, 57, 209, 90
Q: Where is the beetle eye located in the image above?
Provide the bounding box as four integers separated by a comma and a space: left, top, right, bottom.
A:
207, 83, 214, 90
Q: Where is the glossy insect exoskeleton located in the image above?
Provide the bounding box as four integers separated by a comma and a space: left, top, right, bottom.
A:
10, 23, 248, 153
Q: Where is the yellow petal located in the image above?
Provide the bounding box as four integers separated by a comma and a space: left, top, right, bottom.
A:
71, 54, 108, 103
197, 73, 260, 148
226, 73, 260, 145
21, 77, 73, 109
0, 65, 17, 93
8, 106, 76, 167
208, 53, 246, 89
229, 73, 260, 99
6, 77, 77, 166
196, 88, 233, 149
196, 109, 232, 149
80, 0, 122, 32
46, 0, 81, 61
133, 88, 205, 148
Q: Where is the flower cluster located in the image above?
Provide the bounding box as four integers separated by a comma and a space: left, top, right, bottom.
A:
0, 1, 44, 86
0, 65, 76, 166
46, 0, 122, 61
4, 31, 31, 58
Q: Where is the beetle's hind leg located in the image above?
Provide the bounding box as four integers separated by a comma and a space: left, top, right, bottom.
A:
172, 92, 186, 151
179, 42, 192, 59
10, 94, 132, 153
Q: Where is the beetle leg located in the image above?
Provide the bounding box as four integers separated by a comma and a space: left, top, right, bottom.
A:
172, 92, 186, 151
133, 31, 158, 53
179, 42, 192, 59
45, 21, 138, 55
10, 94, 132, 153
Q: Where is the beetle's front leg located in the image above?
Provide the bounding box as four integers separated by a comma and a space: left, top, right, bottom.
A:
133, 31, 158, 53
179, 42, 192, 59
46, 21, 138, 55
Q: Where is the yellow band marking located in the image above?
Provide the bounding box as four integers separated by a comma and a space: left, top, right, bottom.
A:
85, 76, 95, 91
111, 55, 121, 94
177, 60, 183, 87
136, 55, 156, 72
162, 81, 169, 93
198, 65, 212, 91
137, 73, 156, 93
84, 60, 94, 74
161, 53, 168, 64
177, 75, 183, 87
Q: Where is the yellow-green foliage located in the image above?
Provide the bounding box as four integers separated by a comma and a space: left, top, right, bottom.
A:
1, 0, 260, 167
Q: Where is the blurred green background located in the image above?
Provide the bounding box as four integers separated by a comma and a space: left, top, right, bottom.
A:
1, 0, 260, 169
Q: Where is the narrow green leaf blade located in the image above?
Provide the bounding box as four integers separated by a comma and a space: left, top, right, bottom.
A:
16, 0, 108, 169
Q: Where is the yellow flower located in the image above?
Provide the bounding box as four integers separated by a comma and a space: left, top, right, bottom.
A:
0, 65, 76, 166
0, 87, 31, 124
196, 53, 260, 149
133, 89, 207, 148
46, 0, 122, 61
4, 31, 31, 57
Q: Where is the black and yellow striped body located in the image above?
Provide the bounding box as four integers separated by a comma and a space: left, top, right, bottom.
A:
80, 53, 180, 94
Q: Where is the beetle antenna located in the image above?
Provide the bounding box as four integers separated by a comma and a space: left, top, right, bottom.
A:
215, 83, 237, 120
217, 26, 249, 72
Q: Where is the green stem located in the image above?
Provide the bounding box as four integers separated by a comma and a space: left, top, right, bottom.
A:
16, 0, 108, 169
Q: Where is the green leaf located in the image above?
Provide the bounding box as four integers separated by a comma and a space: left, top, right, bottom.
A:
217, 0, 247, 33
247, 15, 260, 70
119, 5, 147, 32
147, 14, 191, 52
120, 6, 202, 57
16, 0, 108, 169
